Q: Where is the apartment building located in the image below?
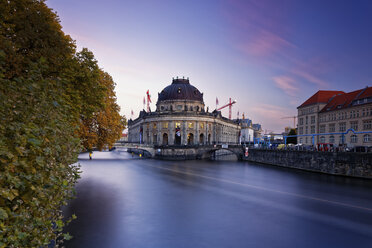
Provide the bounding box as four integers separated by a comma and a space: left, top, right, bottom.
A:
297, 87, 372, 147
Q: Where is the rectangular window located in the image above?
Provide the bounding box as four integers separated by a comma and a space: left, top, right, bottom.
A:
163, 122, 168, 128
311, 125, 315, 134
364, 134, 371, 143
153, 123, 157, 129
329, 123, 335, 132
339, 122, 346, 132
305, 126, 308, 134
363, 120, 372, 130
188, 122, 194, 128
351, 135, 357, 143
175, 122, 181, 128
200, 123, 204, 129
305, 116, 308, 125
299, 127, 303, 135
319, 125, 325, 133
350, 121, 358, 131
311, 116, 315, 124
299, 118, 304, 125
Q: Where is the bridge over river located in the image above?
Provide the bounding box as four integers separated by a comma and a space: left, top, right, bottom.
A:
63, 148, 372, 248
115, 142, 245, 160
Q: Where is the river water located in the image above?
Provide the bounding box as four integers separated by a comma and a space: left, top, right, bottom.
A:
63, 149, 372, 248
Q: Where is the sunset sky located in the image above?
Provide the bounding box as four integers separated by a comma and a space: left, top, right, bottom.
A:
48, 0, 372, 132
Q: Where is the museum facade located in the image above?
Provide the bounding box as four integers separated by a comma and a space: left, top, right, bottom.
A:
128, 78, 240, 146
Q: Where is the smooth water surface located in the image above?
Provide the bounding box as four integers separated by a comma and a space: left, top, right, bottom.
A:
63, 149, 372, 248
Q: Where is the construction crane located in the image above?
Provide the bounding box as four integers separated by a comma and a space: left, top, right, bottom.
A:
217, 98, 236, 119
281, 116, 297, 128
146, 90, 151, 112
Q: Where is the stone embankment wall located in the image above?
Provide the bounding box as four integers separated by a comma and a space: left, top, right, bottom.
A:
245, 149, 372, 179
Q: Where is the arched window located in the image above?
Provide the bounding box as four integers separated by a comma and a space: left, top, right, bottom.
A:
329, 136, 335, 144
320, 136, 325, 143
363, 134, 370, 143
351, 135, 357, 143
187, 133, 194, 145
199, 133, 204, 144
162, 133, 168, 145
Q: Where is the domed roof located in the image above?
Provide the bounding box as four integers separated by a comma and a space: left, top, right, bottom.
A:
157, 78, 204, 102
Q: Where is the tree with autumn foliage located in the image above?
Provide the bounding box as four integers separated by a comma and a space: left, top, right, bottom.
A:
0, 0, 125, 247
78, 70, 126, 151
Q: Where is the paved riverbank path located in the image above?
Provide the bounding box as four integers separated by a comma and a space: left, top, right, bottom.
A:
63, 149, 372, 248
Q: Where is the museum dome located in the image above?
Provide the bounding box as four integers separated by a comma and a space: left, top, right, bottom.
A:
157, 78, 204, 103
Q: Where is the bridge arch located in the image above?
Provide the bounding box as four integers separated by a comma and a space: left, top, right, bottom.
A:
201, 148, 241, 161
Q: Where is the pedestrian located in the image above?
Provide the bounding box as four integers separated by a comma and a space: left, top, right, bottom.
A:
89, 151, 92, 160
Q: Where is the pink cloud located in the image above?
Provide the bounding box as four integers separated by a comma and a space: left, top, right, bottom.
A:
291, 68, 328, 88
272, 76, 298, 96
238, 29, 296, 57
250, 103, 296, 132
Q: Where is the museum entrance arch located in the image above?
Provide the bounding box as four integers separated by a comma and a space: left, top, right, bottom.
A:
175, 133, 181, 145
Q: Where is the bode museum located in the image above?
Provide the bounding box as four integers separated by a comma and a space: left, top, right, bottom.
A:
128, 78, 240, 146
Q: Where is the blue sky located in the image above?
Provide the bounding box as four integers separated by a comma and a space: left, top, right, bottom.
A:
48, 0, 372, 132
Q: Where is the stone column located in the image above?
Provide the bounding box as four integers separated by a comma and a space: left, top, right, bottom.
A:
169, 121, 174, 145
157, 122, 161, 145
195, 121, 199, 145
143, 124, 147, 144
148, 123, 152, 145
182, 121, 187, 145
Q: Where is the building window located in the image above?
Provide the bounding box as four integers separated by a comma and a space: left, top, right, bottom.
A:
351, 135, 358, 143
329, 123, 335, 132
299, 138, 303, 144
200, 123, 204, 129
320, 136, 325, 143
329, 136, 335, 143
305, 137, 308, 143
311, 125, 315, 134
350, 121, 358, 131
339, 122, 346, 132
364, 134, 371, 143
208, 123, 212, 130
163, 122, 168, 128
319, 125, 325, 133
339, 135, 345, 144
299, 118, 303, 125
305, 116, 308, 125
188, 122, 194, 128
175, 122, 181, 128
363, 120, 372, 130
311, 116, 315, 124
305, 126, 308, 134
177, 105, 182, 110
299, 127, 303, 135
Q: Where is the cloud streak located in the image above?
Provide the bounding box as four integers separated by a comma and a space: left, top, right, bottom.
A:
272, 76, 298, 96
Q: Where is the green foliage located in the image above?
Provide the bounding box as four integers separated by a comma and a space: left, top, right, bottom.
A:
0, 0, 124, 246
287, 128, 297, 144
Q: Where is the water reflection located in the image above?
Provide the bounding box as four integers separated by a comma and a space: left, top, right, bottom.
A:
63, 149, 372, 248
